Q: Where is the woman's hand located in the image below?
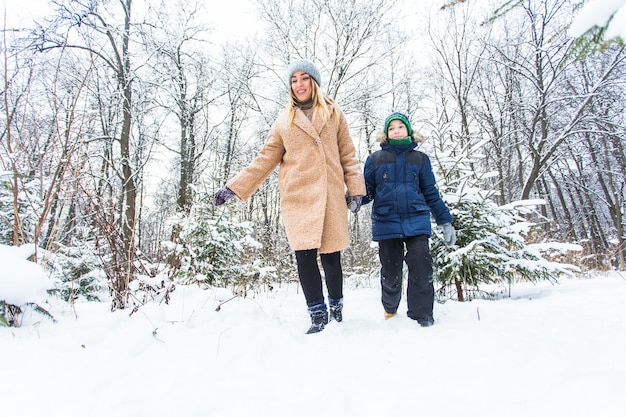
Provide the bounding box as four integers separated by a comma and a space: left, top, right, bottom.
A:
213, 187, 236, 206
346, 195, 363, 214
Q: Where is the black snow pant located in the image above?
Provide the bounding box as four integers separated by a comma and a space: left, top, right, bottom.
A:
295, 249, 343, 308
378, 235, 434, 321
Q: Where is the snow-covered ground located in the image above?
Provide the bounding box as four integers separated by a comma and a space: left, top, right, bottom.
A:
2, 243, 625, 417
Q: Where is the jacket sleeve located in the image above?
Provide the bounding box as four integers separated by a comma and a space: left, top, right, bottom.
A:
419, 154, 453, 225
361, 155, 375, 205
226, 128, 285, 201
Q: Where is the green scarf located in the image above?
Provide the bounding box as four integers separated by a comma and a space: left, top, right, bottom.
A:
387, 136, 413, 146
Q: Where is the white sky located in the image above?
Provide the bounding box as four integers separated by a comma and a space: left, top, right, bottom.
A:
2, 0, 259, 41
2, 0, 51, 27
1, 241, 626, 416
6, 0, 625, 47
569, 0, 626, 38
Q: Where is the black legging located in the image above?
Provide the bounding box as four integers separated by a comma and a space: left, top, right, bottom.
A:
295, 249, 343, 306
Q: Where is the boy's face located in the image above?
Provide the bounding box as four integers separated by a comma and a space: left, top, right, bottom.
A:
387, 119, 408, 139
291, 71, 313, 102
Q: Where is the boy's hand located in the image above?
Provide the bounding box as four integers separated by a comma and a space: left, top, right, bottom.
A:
441, 223, 456, 247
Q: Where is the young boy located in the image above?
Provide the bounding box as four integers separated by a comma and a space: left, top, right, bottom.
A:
362, 112, 456, 327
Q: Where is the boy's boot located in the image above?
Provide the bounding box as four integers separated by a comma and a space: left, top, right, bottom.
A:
384, 311, 397, 320
306, 302, 329, 334
328, 297, 343, 322
417, 317, 434, 327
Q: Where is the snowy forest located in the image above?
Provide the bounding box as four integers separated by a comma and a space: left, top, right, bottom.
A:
1, 0, 625, 325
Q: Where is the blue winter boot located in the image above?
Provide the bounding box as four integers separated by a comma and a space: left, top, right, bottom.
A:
306, 302, 328, 334
328, 297, 343, 322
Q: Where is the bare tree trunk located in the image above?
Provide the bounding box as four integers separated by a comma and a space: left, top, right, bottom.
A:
455, 278, 464, 302
1, 39, 30, 246
584, 130, 625, 269
546, 168, 575, 241
110, 0, 137, 309
35, 0, 141, 309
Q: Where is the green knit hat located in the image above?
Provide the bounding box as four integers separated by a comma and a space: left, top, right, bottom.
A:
384, 112, 413, 136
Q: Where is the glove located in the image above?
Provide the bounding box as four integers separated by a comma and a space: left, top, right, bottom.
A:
213, 187, 236, 206
441, 223, 456, 247
346, 195, 363, 214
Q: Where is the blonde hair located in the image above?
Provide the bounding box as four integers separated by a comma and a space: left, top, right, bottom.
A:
287, 81, 338, 125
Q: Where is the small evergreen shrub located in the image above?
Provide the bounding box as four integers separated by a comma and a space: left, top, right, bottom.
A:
163, 200, 265, 287
433, 191, 580, 301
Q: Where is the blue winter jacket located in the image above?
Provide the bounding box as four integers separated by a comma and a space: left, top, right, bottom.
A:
363, 142, 453, 241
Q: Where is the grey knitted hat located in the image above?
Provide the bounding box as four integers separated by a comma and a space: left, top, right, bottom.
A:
286, 59, 322, 87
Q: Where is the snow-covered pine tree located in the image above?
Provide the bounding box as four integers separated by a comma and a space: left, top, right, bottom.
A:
162, 195, 272, 291
425, 124, 580, 301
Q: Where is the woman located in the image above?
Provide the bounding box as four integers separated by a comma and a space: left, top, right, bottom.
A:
213, 59, 366, 334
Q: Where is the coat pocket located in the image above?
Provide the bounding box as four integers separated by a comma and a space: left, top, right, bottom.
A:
373, 204, 393, 216
410, 202, 430, 214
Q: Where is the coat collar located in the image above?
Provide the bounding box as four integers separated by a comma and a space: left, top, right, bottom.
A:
293, 107, 324, 144
381, 141, 418, 154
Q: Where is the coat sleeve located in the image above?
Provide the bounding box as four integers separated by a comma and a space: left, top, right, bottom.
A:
419, 154, 453, 225
226, 128, 285, 201
361, 156, 375, 205
336, 110, 366, 196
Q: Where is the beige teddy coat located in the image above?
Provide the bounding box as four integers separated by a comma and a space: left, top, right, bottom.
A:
226, 102, 366, 253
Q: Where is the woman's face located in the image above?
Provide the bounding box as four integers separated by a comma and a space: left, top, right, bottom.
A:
291, 71, 313, 102
387, 119, 408, 139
